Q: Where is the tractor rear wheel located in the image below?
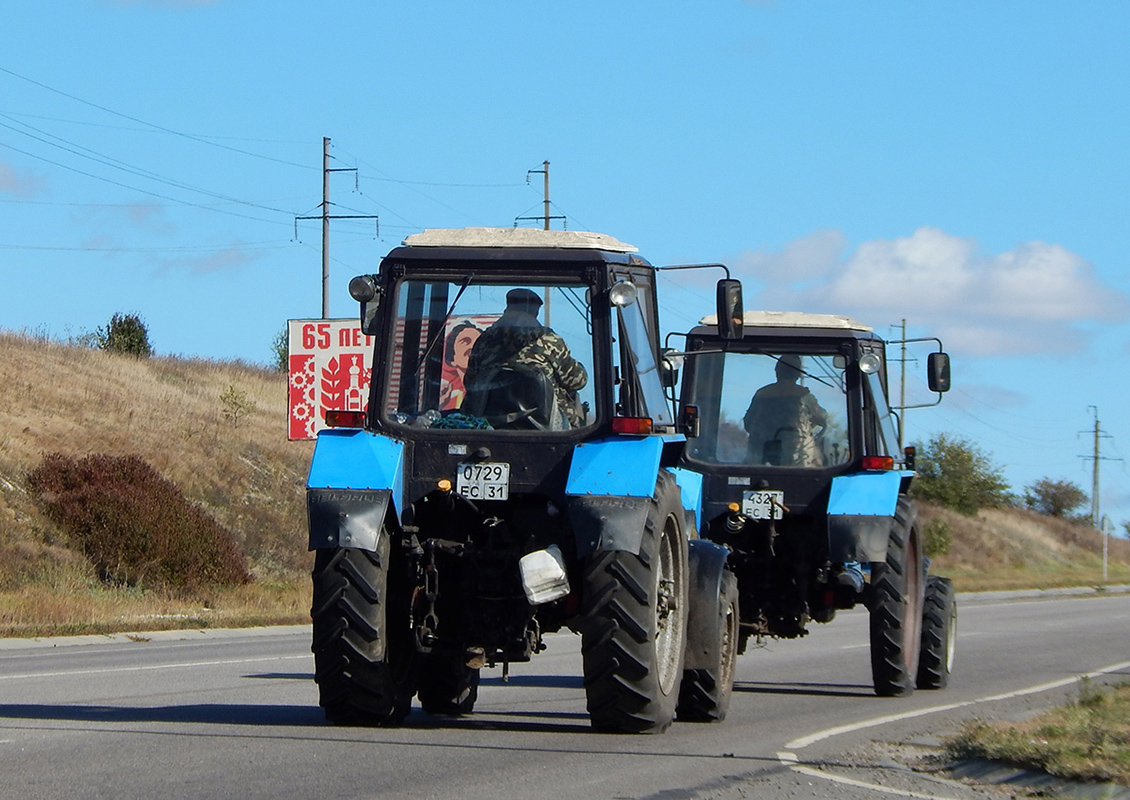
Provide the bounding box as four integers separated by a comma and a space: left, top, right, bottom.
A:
580, 471, 688, 733
868, 497, 924, 698
311, 537, 416, 725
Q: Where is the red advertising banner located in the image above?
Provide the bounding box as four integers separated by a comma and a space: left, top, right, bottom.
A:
287, 319, 373, 440
287, 314, 500, 440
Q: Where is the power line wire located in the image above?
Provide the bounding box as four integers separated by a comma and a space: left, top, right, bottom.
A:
0, 64, 315, 170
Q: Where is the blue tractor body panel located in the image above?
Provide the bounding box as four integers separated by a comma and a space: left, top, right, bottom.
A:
307, 428, 405, 495
565, 436, 666, 496
306, 429, 405, 551
826, 471, 909, 517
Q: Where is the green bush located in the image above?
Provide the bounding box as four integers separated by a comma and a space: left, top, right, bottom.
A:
220, 384, 254, 427
26, 453, 250, 588
97, 312, 153, 357
910, 433, 1010, 516
1024, 477, 1089, 519
922, 517, 952, 557
271, 327, 288, 372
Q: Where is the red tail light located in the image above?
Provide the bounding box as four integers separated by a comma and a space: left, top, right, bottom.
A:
325, 409, 366, 429
861, 455, 895, 471
611, 416, 653, 435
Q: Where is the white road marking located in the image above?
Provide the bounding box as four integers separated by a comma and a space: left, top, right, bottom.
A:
0, 654, 310, 681
778, 751, 966, 800
777, 658, 1130, 798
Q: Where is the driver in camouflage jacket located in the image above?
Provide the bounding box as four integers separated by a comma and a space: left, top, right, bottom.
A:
463, 288, 588, 428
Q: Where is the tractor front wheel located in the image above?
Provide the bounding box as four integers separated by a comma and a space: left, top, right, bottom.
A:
917, 575, 957, 690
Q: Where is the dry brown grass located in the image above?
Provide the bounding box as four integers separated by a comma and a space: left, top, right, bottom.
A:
0, 331, 314, 635
924, 503, 1130, 591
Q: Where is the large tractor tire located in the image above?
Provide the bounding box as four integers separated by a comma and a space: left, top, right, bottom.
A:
580, 470, 689, 733
311, 537, 416, 725
917, 575, 957, 690
868, 497, 924, 698
417, 654, 480, 715
677, 568, 739, 723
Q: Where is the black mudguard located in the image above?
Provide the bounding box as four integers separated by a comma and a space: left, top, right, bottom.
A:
307, 488, 394, 551
564, 494, 652, 558
828, 515, 891, 564
683, 539, 732, 670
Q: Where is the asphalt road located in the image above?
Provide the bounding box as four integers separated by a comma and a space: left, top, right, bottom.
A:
1, 591, 1128, 800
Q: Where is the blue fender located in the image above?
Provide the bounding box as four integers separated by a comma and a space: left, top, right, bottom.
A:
826, 470, 912, 563
668, 467, 704, 535
305, 429, 405, 551
564, 435, 684, 557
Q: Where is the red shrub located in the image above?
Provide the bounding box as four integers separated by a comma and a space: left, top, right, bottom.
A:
27, 453, 251, 588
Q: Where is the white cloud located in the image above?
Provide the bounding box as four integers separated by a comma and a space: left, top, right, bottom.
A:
738, 227, 1129, 356
735, 229, 846, 282
0, 161, 46, 198
160, 243, 259, 274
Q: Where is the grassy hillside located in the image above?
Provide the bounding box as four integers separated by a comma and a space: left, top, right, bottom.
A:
0, 331, 1126, 637
0, 331, 314, 635
922, 503, 1130, 590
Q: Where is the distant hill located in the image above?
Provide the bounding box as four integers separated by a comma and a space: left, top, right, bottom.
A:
0, 331, 1125, 636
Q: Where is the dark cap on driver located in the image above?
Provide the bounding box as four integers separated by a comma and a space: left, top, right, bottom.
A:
506, 288, 543, 307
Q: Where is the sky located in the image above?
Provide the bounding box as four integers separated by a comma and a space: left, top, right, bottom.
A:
3, 1, 1129, 532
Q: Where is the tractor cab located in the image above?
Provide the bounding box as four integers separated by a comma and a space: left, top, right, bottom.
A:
679, 311, 908, 525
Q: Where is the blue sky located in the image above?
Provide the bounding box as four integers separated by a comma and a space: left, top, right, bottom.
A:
3, 1, 1129, 531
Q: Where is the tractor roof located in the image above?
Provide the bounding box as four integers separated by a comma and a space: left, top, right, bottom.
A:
403, 227, 639, 253
698, 310, 873, 332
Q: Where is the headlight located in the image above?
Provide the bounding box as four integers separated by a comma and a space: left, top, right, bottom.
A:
348, 275, 378, 302
859, 353, 882, 374
609, 280, 638, 307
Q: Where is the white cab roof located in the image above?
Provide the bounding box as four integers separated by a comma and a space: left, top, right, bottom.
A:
403, 227, 638, 252
699, 310, 872, 331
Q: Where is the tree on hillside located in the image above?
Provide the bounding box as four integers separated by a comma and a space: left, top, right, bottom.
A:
910, 432, 1010, 516
96, 312, 153, 358
1024, 478, 1088, 519
271, 327, 288, 372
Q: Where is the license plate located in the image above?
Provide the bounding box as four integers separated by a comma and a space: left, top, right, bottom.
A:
742, 490, 785, 520
456, 462, 511, 501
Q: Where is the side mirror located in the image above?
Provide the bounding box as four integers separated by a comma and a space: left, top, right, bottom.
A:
349, 275, 382, 336
716, 279, 744, 340
927, 352, 951, 393
680, 404, 700, 438
660, 349, 682, 389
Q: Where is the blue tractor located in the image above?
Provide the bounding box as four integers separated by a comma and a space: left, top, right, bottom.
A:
673, 310, 956, 697
305, 229, 740, 732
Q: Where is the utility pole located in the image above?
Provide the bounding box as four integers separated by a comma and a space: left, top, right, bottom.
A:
541, 160, 550, 230
516, 160, 565, 230
295, 137, 379, 318
1080, 405, 1119, 531
515, 160, 566, 324
321, 137, 331, 317
898, 318, 907, 452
